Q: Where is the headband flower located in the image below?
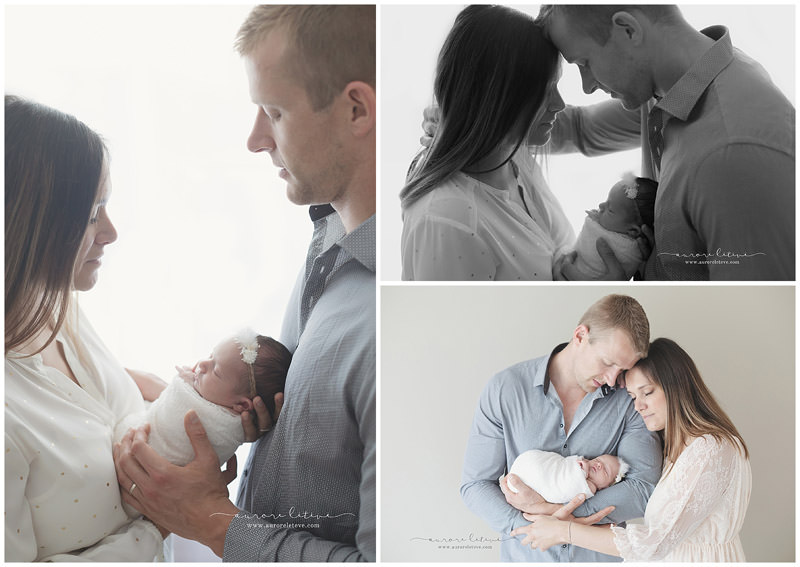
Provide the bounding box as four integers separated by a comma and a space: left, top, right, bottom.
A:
621, 171, 639, 199
234, 328, 259, 397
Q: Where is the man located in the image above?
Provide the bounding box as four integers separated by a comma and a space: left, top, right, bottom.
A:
543, 5, 794, 280
461, 294, 662, 562
114, 5, 376, 561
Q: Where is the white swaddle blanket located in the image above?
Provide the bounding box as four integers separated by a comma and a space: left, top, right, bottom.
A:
505, 450, 594, 504
572, 216, 644, 280
115, 377, 244, 467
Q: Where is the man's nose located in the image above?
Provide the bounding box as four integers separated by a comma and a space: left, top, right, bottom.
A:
580, 66, 599, 95
246, 108, 276, 154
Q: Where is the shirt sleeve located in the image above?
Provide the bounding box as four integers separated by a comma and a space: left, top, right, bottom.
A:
691, 142, 795, 280
403, 214, 497, 281
460, 375, 527, 534
4, 433, 163, 562
547, 100, 642, 156
611, 436, 739, 561
223, 360, 376, 562
572, 399, 662, 523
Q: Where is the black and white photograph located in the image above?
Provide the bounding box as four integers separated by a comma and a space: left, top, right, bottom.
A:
382, 5, 795, 281
382, 285, 794, 562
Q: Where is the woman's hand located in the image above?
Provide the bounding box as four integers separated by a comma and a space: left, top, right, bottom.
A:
511, 493, 615, 551
241, 392, 284, 442
512, 514, 570, 551
125, 368, 168, 402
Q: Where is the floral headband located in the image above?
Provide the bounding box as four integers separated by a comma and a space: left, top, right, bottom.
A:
615, 457, 631, 484
234, 328, 259, 398
621, 171, 640, 199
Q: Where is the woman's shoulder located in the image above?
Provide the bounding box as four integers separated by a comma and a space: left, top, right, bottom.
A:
403, 173, 481, 230
683, 434, 746, 462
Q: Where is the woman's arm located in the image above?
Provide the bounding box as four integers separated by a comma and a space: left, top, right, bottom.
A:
125, 368, 168, 402
510, 495, 618, 555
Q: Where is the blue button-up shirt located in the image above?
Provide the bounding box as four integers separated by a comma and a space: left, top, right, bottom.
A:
461, 344, 662, 562
225, 208, 376, 561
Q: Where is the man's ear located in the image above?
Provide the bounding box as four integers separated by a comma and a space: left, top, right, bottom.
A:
610, 11, 645, 45
573, 324, 590, 345
343, 80, 376, 137
233, 397, 255, 414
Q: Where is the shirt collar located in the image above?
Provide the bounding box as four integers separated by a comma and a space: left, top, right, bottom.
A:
338, 214, 376, 273
655, 25, 733, 122
541, 342, 568, 394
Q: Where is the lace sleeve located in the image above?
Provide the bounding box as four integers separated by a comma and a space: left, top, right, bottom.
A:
610, 436, 738, 561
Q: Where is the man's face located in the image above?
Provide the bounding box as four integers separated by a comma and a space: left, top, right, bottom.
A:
573, 327, 640, 394
547, 11, 652, 110
245, 28, 347, 206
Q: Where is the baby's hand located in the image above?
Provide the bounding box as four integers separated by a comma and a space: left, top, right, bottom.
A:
175, 365, 196, 384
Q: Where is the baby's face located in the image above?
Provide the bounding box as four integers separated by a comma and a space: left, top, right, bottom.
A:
588, 181, 640, 234
187, 338, 249, 408
578, 454, 621, 490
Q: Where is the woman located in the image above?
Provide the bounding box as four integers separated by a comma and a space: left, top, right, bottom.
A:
4, 95, 170, 560
400, 5, 574, 281
513, 338, 751, 561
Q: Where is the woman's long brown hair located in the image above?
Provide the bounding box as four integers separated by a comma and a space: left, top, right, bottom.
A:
633, 338, 748, 474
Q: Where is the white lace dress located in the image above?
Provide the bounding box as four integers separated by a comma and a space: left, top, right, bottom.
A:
611, 434, 751, 561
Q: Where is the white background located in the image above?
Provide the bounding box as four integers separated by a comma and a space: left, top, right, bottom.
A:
380, 4, 796, 280
382, 285, 795, 562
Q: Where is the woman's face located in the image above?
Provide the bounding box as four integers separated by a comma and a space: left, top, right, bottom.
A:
625, 367, 668, 431
73, 161, 118, 292
526, 82, 566, 147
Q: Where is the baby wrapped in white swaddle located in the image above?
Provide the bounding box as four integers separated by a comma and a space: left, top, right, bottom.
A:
116, 377, 244, 466
114, 330, 291, 517
570, 173, 658, 280
503, 449, 629, 504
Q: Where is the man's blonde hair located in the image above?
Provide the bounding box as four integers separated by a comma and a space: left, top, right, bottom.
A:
235, 5, 375, 111
578, 294, 650, 357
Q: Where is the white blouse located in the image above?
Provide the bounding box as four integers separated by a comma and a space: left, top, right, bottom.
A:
611, 435, 751, 562
401, 149, 575, 281
5, 310, 163, 561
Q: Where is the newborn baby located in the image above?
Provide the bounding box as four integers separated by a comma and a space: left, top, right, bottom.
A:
504, 449, 629, 504
115, 329, 291, 467
571, 173, 658, 280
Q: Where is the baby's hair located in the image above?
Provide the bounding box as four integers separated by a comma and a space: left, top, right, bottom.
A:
620, 171, 658, 229
614, 456, 631, 484
251, 336, 292, 417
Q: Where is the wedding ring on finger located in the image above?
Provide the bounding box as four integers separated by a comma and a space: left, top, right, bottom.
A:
129, 482, 137, 496
259, 426, 271, 433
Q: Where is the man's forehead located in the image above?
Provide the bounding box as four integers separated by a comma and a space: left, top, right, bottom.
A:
596, 330, 639, 367
546, 12, 590, 62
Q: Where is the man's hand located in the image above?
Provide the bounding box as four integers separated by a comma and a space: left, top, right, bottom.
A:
113, 411, 241, 557
125, 368, 168, 402
241, 392, 284, 442
500, 474, 560, 515
420, 104, 440, 147
511, 493, 615, 551
558, 239, 628, 280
